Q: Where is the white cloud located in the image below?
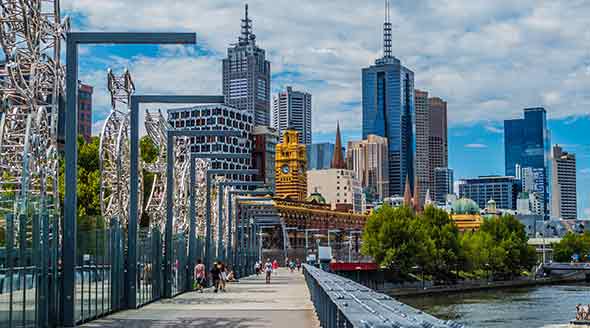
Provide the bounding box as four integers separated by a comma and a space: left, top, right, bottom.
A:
580, 168, 590, 176
63, 0, 590, 137
484, 124, 503, 134
464, 143, 488, 149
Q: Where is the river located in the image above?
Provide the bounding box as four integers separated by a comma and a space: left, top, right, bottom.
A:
398, 283, 590, 328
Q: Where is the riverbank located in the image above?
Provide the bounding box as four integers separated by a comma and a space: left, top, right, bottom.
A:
388, 274, 586, 297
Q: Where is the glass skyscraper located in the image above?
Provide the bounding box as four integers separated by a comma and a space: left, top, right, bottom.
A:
307, 143, 339, 170
361, 9, 415, 197
504, 107, 551, 218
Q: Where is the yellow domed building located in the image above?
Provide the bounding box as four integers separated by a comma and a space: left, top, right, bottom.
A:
450, 198, 483, 232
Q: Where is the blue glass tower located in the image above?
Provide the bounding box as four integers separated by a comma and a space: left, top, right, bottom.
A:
361, 1, 415, 197
504, 107, 551, 218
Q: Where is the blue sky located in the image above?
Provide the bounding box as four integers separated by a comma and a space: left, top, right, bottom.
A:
63, 0, 590, 217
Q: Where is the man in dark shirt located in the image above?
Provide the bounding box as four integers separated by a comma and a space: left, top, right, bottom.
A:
210, 261, 221, 293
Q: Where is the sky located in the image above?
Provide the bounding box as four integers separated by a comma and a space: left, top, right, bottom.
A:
63, 0, 590, 217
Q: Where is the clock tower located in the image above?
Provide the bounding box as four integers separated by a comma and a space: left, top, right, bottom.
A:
275, 129, 307, 200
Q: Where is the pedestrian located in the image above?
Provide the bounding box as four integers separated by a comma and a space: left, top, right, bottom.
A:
255, 261, 261, 276
264, 258, 273, 284
289, 259, 295, 273
194, 259, 206, 293
272, 259, 279, 276
219, 261, 227, 292
210, 261, 221, 293
296, 258, 301, 272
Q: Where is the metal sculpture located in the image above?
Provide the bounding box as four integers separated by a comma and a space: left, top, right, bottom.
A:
144, 109, 210, 234
0, 0, 67, 219
99, 69, 142, 226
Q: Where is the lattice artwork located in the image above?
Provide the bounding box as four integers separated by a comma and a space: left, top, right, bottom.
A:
99, 69, 142, 227
0, 0, 67, 222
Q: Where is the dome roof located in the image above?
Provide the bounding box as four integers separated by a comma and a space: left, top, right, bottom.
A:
306, 192, 326, 204
452, 198, 480, 215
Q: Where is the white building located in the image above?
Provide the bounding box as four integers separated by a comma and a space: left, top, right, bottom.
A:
272, 86, 312, 145
307, 169, 365, 213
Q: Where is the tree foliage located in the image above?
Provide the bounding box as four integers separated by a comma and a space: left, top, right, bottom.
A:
362, 205, 536, 281
553, 231, 590, 262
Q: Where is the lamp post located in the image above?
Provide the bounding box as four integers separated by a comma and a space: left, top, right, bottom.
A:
348, 230, 362, 262
305, 229, 320, 263
64, 32, 195, 323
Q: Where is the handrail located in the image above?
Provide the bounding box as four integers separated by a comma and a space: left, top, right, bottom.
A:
303, 264, 466, 328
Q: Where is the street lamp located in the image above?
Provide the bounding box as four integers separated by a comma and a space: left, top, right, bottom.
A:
304, 229, 320, 261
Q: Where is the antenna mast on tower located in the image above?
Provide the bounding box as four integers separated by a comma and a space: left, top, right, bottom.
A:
383, 0, 393, 58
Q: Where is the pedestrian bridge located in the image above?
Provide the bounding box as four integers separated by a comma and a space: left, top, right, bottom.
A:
79, 266, 465, 328
543, 262, 590, 272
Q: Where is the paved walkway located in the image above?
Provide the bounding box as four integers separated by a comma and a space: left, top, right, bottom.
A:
82, 269, 319, 328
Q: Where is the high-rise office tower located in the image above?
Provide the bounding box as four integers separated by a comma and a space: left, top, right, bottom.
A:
307, 143, 337, 170
362, 0, 415, 197
551, 145, 577, 219
223, 4, 271, 126
415, 90, 430, 203
434, 167, 453, 205
78, 82, 93, 143
429, 97, 448, 171
272, 86, 312, 144
458, 176, 522, 210
347, 135, 389, 202
504, 107, 551, 218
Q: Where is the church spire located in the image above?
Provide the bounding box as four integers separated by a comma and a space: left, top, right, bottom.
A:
331, 121, 346, 169
403, 175, 412, 207
383, 0, 392, 58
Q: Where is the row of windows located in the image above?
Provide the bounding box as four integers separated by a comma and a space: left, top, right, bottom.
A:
172, 118, 251, 131
170, 108, 253, 123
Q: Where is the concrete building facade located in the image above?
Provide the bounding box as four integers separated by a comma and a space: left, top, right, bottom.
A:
272, 86, 312, 145
551, 145, 577, 219
307, 169, 364, 213
252, 126, 279, 191
346, 134, 389, 202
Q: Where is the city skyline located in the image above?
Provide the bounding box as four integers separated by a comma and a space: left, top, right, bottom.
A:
65, 1, 590, 216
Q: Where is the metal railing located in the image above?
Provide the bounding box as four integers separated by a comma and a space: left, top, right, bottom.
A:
303, 264, 466, 328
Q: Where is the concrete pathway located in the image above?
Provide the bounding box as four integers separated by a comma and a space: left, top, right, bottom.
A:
82, 268, 319, 328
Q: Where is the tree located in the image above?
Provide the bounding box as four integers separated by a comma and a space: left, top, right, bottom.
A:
361, 205, 431, 275
553, 232, 590, 262
420, 206, 461, 281
140, 136, 159, 227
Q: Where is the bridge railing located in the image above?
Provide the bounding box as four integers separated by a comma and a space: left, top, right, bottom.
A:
302, 264, 466, 328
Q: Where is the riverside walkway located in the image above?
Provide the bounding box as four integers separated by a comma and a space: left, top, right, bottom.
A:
82, 268, 319, 328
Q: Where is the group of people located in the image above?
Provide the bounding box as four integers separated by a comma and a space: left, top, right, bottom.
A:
254, 258, 302, 284
576, 304, 590, 321
193, 259, 236, 293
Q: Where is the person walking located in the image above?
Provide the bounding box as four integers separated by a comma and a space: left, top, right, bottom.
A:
219, 262, 227, 292
255, 261, 261, 276
289, 259, 295, 273
296, 258, 301, 272
264, 258, 273, 284
194, 259, 206, 293
210, 261, 221, 293
272, 259, 279, 276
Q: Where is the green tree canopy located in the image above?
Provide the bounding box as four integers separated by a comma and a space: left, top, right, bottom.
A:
553, 231, 590, 262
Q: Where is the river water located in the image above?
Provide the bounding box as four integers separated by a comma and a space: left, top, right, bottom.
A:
398, 283, 590, 328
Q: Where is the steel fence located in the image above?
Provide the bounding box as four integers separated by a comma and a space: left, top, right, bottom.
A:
303, 264, 466, 328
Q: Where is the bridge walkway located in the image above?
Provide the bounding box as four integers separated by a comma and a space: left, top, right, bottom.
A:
82, 268, 319, 328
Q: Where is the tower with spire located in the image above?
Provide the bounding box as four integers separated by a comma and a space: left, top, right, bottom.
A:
331, 122, 346, 169
362, 0, 416, 198
223, 4, 271, 127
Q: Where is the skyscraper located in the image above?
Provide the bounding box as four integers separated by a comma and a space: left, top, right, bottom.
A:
434, 167, 453, 205
307, 143, 337, 170
429, 97, 448, 171
415, 89, 430, 203
551, 145, 577, 219
272, 86, 312, 144
78, 82, 93, 143
458, 176, 522, 210
504, 107, 551, 217
223, 4, 271, 126
347, 135, 389, 202
362, 0, 415, 197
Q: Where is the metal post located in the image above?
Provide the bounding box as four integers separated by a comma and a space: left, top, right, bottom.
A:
188, 157, 196, 290
128, 96, 139, 308
63, 37, 78, 326
217, 184, 223, 261
164, 133, 174, 298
